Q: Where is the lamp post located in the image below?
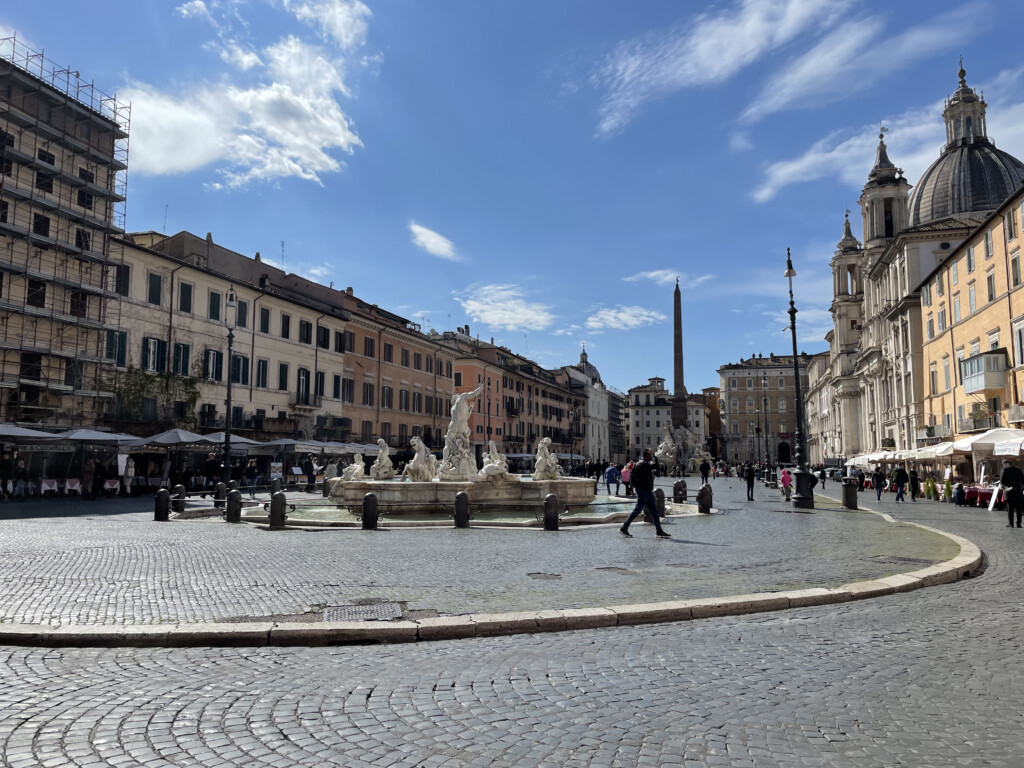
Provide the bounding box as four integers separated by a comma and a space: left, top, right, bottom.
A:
762, 374, 770, 480
486, 378, 492, 446
222, 286, 236, 484
785, 249, 814, 509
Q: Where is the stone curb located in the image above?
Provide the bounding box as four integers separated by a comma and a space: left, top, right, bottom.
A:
0, 502, 982, 649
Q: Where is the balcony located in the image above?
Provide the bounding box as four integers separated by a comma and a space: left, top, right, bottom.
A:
916, 424, 952, 441
289, 394, 323, 410
960, 351, 1008, 395
958, 413, 1001, 433
1010, 404, 1024, 423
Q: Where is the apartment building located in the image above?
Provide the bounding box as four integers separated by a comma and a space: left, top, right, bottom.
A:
0, 35, 129, 426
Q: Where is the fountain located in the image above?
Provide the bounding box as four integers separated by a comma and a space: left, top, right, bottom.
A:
325, 388, 595, 513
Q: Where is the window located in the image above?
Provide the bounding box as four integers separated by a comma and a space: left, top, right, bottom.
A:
922, 283, 931, 307
986, 269, 996, 302
299, 320, 313, 344
78, 167, 94, 184
454, 371, 463, 386
929, 364, 937, 395
105, 330, 127, 367
778, 397, 786, 411
280, 313, 291, 339
36, 148, 55, 165
316, 326, 330, 349
425, 395, 433, 415
27, 279, 45, 308
937, 307, 946, 332
927, 318, 935, 340
985, 229, 994, 259
203, 349, 224, 381
64, 360, 83, 390
33, 213, 50, 237
1013, 251, 1021, 288
178, 283, 193, 313
142, 337, 168, 373
332, 374, 341, 399
952, 262, 958, 285
967, 246, 976, 272
0, 199, 7, 223
414, 352, 422, 370
730, 398, 738, 411
381, 386, 394, 409
69, 290, 87, 317
401, 348, 410, 367
1006, 211, 1017, 240
969, 283, 976, 313
953, 295, 961, 322
208, 291, 221, 321
426, 357, 433, 374
1014, 321, 1024, 366
172, 343, 190, 376
935, 275, 943, 296
364, 336, 375, 358
315, 371, 325, 397
259, 307, 270, 334
278, 363, 289, 390
35, 171, 53, 193
412, 392, 422, 413
335, 331, 344, 353
730, 379, 737, 389
383, 343, 393, 363
362, 382, 375, 406
399, 389, 410, 411
1, 159, 9, 177
446, 361, 452, 378
943, 358, 951, 391
989, 331, 1000, 351
341, 377, 354, 403
344, 330, 355, 351
746, 378, 753, 389
256, 359, 269, 388
236, 300, 248, 329
77, 189, 94, 210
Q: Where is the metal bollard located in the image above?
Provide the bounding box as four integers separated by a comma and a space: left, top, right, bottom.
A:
454, 491, 470, 528
322, 479, 331, 498
154, 488, 170, 521
269, 491, 288, 529
214, 482, 227, 510
362, 492, 379, 530
543, 493, 559, 531
697, 483, 713, 514
226, 489, 242, 523
228, 480, 238, 491
842, 478, 858, 510
655, 488, 666, 517
172, 484, 186, 514
271, 478, 282, 495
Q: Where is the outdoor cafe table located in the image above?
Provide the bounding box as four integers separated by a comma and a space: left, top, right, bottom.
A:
965, 486, 998, 507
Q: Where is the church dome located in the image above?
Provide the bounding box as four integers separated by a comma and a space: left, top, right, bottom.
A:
908, 66, 1024, 227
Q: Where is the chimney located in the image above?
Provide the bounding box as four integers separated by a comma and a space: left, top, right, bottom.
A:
254, 251, 261, 262
465, 323, 470, 337
346, 287, 354, 296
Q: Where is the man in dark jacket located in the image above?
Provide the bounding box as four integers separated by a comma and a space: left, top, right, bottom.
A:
892, 465, 909, 502
999, 459, 1024, 528
201, 453, 221, 498
302, 454, 316, 493
619, 450, 670, 538
744, 463, 755, 501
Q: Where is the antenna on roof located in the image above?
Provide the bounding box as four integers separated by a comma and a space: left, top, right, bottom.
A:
281, 241, 285, 272
163, 204, 169, 234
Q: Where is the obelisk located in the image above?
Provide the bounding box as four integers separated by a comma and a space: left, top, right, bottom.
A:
671, 278, 687, 427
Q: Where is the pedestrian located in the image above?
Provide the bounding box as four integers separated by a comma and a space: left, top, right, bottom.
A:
0, 452, 11, 500
81, 458, 95, 501
943, 477, 953, 503
604, 463, 621, 496
619, 449, 670, 538
892, 464, 909, 502
122, 455, 135, 496
201, 453, 221, 498
857, 469, 866, 491
953, 482, 966, 506
744, 463, 755, 501
909, 468, 920, 501
11, 458, 28, 499
302, 454, 316, 493
818, 467, 827, 487
621, 460, 634, 497
699, 458, 710, 485
244, 458, 259, 499
872, 467, 886, 502
999, 459, 1024, 528
780, 468, 792, 501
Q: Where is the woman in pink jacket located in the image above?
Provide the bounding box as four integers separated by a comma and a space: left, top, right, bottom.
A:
780, 469, 793, 501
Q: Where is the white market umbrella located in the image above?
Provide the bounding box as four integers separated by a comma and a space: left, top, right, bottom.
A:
44, 428, 140, 446
125, 428, 207, 449
200, 431, 263, 447
0, 423, 60, 440
952, 428, 1024, 452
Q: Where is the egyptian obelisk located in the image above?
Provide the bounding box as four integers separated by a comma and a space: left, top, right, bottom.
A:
671, 278, 688, 427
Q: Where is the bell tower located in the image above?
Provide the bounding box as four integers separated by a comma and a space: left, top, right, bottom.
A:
858, 130, 910, 250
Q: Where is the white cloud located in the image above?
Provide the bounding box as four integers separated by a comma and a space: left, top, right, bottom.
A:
742, 7, 983, 124
285, 0, 372, 51
730, 131, 754, 152
176, 0, 215, 24
585, 306, 666, 331
591, 0, 849, 137
409, 222, 459, 261
623, 270, 714, 288
219, 40, 262, 71
304, 264, 332, 280
456, 285, 555, 331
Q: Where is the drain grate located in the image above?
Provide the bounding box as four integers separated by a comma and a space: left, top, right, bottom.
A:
323, 603, 403, 622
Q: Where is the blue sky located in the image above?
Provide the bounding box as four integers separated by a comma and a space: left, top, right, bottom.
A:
5, 0, 1024, 395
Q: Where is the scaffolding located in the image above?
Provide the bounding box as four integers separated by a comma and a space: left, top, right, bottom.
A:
0, 33, 130, 425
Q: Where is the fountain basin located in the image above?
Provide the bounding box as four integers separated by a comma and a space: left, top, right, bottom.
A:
328, 477, 596, 514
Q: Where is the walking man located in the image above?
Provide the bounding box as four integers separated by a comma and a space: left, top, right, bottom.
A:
699, 458, 711, 485
872, 467, 886, 502
744, 463, 755, 501
604, 463, 621, 496
999, 459, 1024, 528
619, 449, 670, 538
892, 464, 909, 502
201, 453, 221, 498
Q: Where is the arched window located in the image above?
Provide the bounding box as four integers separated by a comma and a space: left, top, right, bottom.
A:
965, 116, 973, 138
954, 118, 962, 139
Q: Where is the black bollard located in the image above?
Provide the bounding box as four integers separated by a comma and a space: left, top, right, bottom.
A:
543, 493, 559, 531
454, 491, 470, 528
362, 492, 379, 530
214, 482, 226, 510
842, 478, 858, 510
271, 478, 282, 495
655, 488, 666, 518
672, 480, 688, 503
172, 484, 186, 514
228, 480, 238, 491
269, 491, 287, 529
154, 489, 170, 522
322, 478, 331, 498
226, 489, 242, 523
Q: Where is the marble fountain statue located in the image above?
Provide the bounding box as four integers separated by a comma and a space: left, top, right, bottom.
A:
325, 386, 595, 513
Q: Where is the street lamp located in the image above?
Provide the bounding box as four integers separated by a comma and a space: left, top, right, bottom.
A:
761, 374, 770, 480
785, 249, 814, 509
222, 285, 236, 484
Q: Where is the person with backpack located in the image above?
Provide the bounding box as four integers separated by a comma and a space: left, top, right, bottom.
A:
619, 449, 670, 539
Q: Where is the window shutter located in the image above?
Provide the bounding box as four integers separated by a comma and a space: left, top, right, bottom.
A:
141, 337, 151, 370
215, 351, 223, 381
173, 344, 182, 375
203, 350, 210, 379
156, 340, 167, 373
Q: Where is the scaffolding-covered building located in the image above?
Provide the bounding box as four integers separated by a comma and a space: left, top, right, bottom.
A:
0, 35, 130, 426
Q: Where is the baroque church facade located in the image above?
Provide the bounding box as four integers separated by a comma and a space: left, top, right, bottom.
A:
809, 65, 1024, 461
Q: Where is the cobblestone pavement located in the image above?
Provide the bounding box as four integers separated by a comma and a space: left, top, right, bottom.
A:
0, 478, 955, 625
2, 481, 1021, 767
